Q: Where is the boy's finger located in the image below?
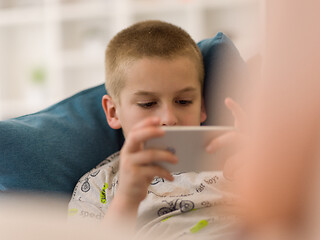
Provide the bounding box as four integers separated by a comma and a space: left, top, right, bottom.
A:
225, 98, 246, 129
130, 149, 178, 165
223, 152, 245, 181
206, 131, 237, 153
124, 127, 165, 153
141, 165, 174, 182
131, 117, 161, 131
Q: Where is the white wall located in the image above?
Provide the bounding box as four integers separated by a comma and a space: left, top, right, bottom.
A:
0, 0, 261, 120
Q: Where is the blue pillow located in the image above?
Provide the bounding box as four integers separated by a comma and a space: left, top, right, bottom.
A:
0, 86, 124, 193
0, 32, 245, 195
199, 32, 247, 125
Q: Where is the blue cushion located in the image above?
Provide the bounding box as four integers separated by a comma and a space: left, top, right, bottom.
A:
0, 32, 245, 195
199, 32, 247, 125
0, 86, 124, 193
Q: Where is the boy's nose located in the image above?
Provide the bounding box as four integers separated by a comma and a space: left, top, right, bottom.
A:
160, 106, 177, 126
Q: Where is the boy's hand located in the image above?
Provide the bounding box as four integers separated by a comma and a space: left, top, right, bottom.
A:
115, 117, 177, 209
206, 98, 247, 180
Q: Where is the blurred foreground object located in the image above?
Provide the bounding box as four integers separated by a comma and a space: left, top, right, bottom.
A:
0, 193, 125, 240
236, 0, 320, 239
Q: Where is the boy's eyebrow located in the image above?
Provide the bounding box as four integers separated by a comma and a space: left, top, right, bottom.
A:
133, 87, 197, 96
133, 91, 157, 96
175, 87, 197, 93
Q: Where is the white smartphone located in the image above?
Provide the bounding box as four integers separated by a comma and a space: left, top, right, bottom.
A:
144, 126, 234, 173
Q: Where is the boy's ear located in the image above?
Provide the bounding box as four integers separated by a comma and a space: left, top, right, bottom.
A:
200, 97, 207, 123
102, 95, 122, 129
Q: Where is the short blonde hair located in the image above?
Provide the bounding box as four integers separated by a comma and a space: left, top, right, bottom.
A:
105, 20, 204, 101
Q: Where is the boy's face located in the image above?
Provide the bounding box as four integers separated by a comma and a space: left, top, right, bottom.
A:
103, 56, 207, 137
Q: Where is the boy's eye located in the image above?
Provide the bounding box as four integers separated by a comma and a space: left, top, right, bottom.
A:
137, 102, 157, 109
176, 100, 193, 105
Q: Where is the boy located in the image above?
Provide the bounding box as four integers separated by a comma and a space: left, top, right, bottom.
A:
68, 20, 241, 239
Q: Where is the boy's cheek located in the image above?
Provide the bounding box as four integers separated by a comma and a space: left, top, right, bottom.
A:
119, 111, 156, 136
178, 115, 202, 126
182, 105, 204, 125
